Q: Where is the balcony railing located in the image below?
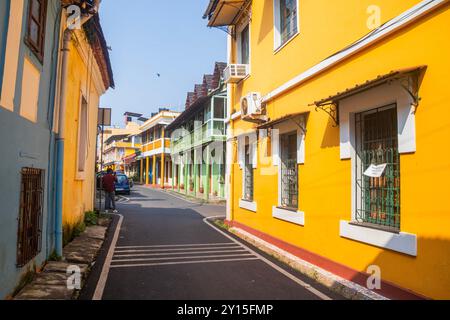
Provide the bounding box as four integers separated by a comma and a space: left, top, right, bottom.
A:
141, 138, 170, 154
171, 121, 226, 154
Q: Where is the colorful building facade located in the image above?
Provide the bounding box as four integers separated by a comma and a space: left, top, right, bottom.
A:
167, 63, 228, 201
0, 0, 113, 299
0, 0, 62, 299
103, 123, 141, 173
60, 12, 114, 241
139, 109, 180, 188
205, 0, 450, 299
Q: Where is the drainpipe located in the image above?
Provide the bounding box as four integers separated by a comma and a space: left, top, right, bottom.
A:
55, 0, 101, 257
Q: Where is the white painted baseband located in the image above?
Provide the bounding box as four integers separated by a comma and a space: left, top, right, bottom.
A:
339, 221, 417, 257
272, 206, 305, 226
239, 199, 257, 212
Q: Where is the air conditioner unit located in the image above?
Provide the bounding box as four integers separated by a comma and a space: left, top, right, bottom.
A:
241, 92, 262, 120
224, 64, 249, 83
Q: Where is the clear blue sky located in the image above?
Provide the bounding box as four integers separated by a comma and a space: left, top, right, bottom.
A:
99, 0, 227, 126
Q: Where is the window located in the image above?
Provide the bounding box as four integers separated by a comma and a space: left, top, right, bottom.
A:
142, 131, 148, 144
280, 132, 298, 209
239, 24, 250, 65
155, 127, 162, 140
243, 137, 254, 202
17, 168, 44, 267
213, 97, 226, 119
26, 0, 48, 62
77, 97, 88, 174
274, 0, 298, 49
355, 105, 400, 231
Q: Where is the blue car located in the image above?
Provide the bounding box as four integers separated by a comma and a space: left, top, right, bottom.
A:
115, 174, 131, 195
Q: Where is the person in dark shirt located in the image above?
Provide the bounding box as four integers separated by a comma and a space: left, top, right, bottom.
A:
103, 168, 118, 213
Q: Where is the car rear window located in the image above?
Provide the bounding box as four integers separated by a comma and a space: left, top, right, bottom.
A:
117, 175, 128, 184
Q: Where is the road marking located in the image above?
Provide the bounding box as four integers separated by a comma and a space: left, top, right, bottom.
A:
114, 249, 249, 258
93, 213, 123, 301
112, 253, 256, 263
203, 216, 333, 301
110, 257, 260, 269
114, 246, 242, 253
117, 196, 130, 203
116, 242, 235, 249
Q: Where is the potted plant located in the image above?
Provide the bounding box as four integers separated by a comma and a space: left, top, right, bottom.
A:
189, 179, 194, 192
180, 184, 185, 190
199, 186, 204, 194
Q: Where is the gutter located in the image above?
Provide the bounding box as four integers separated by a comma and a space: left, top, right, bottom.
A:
55, 0, 102, 257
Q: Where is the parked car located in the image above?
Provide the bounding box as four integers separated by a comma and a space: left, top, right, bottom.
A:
115, 173, 131, 195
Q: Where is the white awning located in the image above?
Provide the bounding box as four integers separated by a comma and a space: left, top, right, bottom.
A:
207, 0, 247, 27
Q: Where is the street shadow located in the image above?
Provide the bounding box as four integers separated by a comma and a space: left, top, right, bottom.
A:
257, 0, 274, 45
321, 117, 340, 149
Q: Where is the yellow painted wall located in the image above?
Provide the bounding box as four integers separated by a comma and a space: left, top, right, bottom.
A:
62, 35, 103, 236
230, 1, 450, 299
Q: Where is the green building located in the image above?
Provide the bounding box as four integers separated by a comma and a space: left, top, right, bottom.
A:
167, 62, 227, 201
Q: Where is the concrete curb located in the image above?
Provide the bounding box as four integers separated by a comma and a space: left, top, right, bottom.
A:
229, 226, 389, 301
161, 188, 227, 206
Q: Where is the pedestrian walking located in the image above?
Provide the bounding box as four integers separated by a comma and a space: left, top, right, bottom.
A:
103, 168, 118, 213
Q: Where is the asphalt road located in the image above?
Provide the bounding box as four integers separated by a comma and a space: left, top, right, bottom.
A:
82, 186, 344, 300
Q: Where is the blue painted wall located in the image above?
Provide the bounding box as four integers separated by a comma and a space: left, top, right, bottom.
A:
0, 0, 61, 299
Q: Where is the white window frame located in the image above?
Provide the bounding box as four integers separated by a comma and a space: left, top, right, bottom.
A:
76, 93, 89, 180
339, 81, 417, 256
236, 16, 251, 75
271, 116, 306, 226
273, 0, 300, 52
238, 132, 257, 212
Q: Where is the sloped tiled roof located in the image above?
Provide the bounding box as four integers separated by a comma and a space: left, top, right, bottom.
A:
184, 62, 226, 109
185, 92, 195, 109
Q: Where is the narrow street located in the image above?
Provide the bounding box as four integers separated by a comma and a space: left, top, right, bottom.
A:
81, 186, 343, 300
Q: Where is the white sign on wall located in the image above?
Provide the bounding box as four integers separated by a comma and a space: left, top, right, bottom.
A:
364, 164, 387, 178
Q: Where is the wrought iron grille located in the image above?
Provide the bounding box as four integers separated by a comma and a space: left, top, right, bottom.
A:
280, 133, 298, 209
355, 105, 400, 231
281, 159, 298, 209
17, 168, 44, 267
244, 144, 254, 201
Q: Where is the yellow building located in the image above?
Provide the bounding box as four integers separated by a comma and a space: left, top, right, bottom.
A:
59, 14, 114, 240
139, 109, 180, 188
103, 128, 141, 173
205, 0, 450, 299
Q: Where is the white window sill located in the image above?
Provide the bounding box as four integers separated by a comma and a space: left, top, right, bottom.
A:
339, 220, 417, 256
239, 199, 257, 212
273, 206, 304, 226
274, 32, 300, 55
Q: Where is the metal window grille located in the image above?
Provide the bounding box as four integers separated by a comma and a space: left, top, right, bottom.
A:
17, 168, 44, 267
355, 105, 400, 231
244, 143, 254, 201
281, 133, 298, 209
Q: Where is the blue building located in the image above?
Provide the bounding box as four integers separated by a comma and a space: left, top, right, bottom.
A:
0, 0, 62, 299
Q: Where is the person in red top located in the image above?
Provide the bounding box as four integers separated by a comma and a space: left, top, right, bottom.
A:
102, 168, 118, 213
